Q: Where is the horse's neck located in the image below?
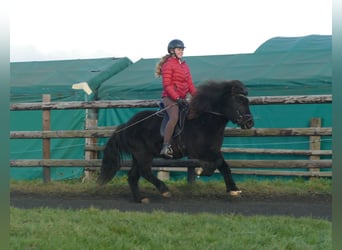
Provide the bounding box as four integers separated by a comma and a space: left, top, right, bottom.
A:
196, 112, 228, 131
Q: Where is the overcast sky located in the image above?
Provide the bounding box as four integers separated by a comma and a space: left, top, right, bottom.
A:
10, 0, 332, 63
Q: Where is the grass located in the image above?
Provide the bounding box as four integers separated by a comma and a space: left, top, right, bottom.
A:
10, 177, 332, 249
10, 207, 331, 250
10, 176, 332, 198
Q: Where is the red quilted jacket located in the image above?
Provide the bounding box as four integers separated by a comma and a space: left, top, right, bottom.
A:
161, 57, 197, 100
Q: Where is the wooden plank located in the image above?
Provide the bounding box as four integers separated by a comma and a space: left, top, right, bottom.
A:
125, 167, 332, 177
10, 127, 332, 139
9, 159, 332, 168
84, 145, 332, 156
10, 130, 114, 138
9, 159, 200, 167
249, 95, 332, 105
10, 95, 332, 110
10, 100, 159, 110
133, 167, 332, 177
221, 148, 332, 156
223, 127, 332, 137
227, 160, 332, 168
231, 169, 332, 177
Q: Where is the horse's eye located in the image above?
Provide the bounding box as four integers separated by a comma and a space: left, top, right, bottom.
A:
241, 96, 249, 103
236, 95, 248, 104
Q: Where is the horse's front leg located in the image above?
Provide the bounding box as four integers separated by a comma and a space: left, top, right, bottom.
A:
217, 158, 242, 196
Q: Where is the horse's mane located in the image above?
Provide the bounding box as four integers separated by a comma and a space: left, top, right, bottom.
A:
188, 80, 247, 119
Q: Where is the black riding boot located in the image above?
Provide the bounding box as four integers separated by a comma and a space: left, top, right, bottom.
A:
160, 143, 173, 158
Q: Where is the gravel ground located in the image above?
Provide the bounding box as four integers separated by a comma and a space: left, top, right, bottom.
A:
10, 190, 332, 221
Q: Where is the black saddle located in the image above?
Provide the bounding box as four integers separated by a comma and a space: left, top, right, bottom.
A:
158, 101, 189, 138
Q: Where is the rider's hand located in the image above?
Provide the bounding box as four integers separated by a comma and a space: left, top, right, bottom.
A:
176, 98, 187, 108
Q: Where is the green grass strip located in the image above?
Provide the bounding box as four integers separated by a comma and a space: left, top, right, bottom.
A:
10, 207, 331, 250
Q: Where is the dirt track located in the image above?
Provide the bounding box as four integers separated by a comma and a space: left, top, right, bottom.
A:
10, 190, 332, 221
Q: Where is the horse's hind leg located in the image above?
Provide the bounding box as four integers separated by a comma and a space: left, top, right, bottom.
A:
140, 164, 171, 198
127, 166, 146, 203
136, 153, 171, 197
128, 157, 170, 203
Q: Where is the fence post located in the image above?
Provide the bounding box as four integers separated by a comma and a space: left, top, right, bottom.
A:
42, 94, 51, 183
83, 108, 99, 182
309, 118, 321, 176
187, 167, 196, 184
157, 170, 170, 181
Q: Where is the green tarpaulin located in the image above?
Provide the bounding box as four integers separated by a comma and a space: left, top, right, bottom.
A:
98, 35, 331, 100
10, 57, 133, 180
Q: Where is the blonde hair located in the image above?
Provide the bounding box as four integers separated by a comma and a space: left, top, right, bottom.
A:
155, 54, 171, 77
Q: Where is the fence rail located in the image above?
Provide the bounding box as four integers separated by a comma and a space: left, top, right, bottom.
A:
10, 95, 332, 111
9, 127, 332, 139
10, 94, 332, 182
10, 159, 332, 169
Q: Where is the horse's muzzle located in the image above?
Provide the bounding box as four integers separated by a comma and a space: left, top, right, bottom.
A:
238, 114, 254, 129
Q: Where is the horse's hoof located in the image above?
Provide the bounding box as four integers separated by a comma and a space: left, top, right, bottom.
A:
162, 191, 171, 198
229, 190, 242, 196
195, 167, 203, 176
141, 198, 150, 204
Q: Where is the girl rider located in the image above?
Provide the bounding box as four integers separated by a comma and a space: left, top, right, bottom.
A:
155, 39, 197, 158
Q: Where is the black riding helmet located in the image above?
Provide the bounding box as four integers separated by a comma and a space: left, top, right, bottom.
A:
167, 39, 185, 54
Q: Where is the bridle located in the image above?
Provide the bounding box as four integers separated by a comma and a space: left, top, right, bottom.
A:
206, 93, 253, 127
233, 94, 253, 127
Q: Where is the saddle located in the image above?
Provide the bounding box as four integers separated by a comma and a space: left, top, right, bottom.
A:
158, 101, 189, 138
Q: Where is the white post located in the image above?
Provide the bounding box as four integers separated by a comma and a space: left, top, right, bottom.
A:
72, 82, 96, 182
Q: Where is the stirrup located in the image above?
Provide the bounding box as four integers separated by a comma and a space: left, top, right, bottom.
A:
160, 143, 173, 158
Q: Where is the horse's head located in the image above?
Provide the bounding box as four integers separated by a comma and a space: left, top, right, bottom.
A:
188, 80, 254, 129
225, 80, 254, 129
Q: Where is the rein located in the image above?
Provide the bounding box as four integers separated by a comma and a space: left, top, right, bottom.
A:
207, 111, 225, 117
114, 93, 250, 134
114, 103, 177, 134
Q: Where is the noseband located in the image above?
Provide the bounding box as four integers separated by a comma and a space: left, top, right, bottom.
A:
236, 111, 253, 126
234, 94, 253, 126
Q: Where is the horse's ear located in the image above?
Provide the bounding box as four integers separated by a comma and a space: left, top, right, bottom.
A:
231, 85, 241, 96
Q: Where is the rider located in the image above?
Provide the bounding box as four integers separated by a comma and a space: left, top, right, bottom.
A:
155, 39, 197, 158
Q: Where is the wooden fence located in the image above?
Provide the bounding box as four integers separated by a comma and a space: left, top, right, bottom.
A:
10, 94, 332, 183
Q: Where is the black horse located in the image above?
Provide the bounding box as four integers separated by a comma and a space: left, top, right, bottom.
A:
97, 80, 254, 203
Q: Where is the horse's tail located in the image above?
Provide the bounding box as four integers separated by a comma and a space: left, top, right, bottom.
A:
97, 130, 126, 185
